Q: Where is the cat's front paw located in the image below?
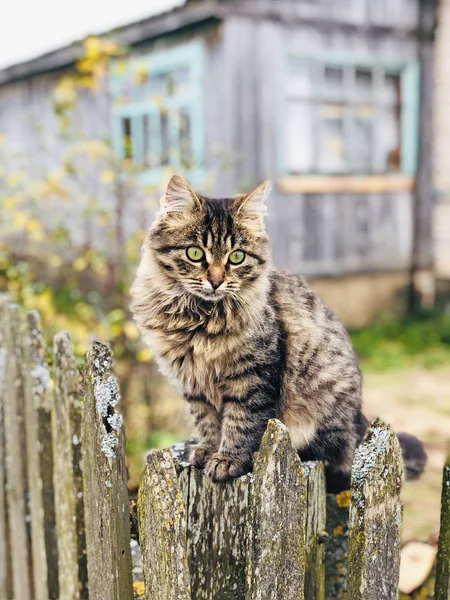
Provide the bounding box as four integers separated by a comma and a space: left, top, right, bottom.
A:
189, 446, 211, 469
204, 453, 251, 482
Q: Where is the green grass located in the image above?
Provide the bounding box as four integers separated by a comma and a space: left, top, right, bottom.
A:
350, 309, 450, 371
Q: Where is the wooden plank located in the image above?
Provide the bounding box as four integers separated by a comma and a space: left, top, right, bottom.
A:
246, 419, 307, 600
277, 175, 415, 194
3, 303, 34, 600
138, 449, 191, 600
435, 452, 450, 600
0, 297, 13, 600
53, 332, 87, 600
347, 419, 403, 600
183, 463, 250, 600
304, 462, 326, 600
82, 341, 133, 600
23, 311, 58, 600
324, 491, 350, 600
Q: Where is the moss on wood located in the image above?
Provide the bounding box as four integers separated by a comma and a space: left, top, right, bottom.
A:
435, 452, 450, 600
138, 449, 191, 600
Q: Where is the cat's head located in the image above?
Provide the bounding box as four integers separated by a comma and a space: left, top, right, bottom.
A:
146, 175, 271, 302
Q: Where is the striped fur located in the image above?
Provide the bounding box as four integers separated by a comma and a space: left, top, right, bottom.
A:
131, 175, 426, 487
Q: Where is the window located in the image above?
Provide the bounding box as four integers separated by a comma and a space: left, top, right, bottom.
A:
110, 41, 204, 184
283, 54, 419, 176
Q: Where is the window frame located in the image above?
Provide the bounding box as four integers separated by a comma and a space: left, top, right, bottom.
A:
278, 50, 420, 178
110, 40, 205, 186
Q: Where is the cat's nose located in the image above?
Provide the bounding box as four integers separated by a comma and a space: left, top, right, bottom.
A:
207, 267, 225, 290
208, 275, 224, 290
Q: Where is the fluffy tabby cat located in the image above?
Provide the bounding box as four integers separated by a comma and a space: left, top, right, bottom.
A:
131, 175, 426, 491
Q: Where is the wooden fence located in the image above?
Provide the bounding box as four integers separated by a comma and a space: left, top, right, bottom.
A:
0, 295, 449, 600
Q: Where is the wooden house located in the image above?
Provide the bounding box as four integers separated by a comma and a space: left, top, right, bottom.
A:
0, 0, 437, 325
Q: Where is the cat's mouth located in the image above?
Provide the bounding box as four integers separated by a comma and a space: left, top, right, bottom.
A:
191, 288, 226, 302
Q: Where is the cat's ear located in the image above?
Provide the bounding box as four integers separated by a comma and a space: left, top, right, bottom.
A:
233, 181, 271, 228
160, 175, 202, 218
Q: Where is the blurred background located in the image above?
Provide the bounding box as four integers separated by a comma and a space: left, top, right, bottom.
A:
0, 0, 448, 547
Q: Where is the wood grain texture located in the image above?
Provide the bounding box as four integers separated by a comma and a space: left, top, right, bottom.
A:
2, 304, 33, 600
246, 419, 307, 600
23, 311, 58, 600
82, 341, 133, 600
139, 449, 191, 600
53, 332, 87, 600
435, 452, 450, 600
277, 175, 415, 194
304, 462, 326, 600
347, 419, 403, 600
0, 297, 13, 600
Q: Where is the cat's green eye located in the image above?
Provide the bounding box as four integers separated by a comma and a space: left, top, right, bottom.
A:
186, 246, 204, 262
228, 250, 245, 265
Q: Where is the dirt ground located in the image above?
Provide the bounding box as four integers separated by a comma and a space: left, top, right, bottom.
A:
362, 366, 450, 541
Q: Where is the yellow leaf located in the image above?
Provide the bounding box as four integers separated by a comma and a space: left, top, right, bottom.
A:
48, 255, 63, 268
83, 36, 101, 60
26, 219, 41, 233
99, 170, 114, 184
3, 198, 15, 210
136, 348, 151, 363
13, 211, 29, 229
72, 257, 88, 271
133, 581, 145, 596
123, 321, 139, 341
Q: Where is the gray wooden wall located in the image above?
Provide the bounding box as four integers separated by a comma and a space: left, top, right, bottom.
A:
0, 0, 432, 278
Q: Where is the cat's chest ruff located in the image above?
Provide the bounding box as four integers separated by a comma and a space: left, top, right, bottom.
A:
150, 326, 239, 410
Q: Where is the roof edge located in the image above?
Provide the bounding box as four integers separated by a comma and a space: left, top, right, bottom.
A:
0, 1, 221, 86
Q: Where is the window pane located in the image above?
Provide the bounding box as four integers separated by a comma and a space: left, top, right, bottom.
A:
318, 104, 346, 173
378, 108, 401, 171
352, 106, 374, 172
354, 69, 372, 102
323, 66, 344, 100
179, 107, 193, 168
286, 100, 314, 173
161, 110, 170, 166
122, 117, 132, 159
287, 57, 314, 98
380, 74, 401, 106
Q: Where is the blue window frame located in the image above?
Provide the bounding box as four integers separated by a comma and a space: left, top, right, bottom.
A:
110, 40, 204, 185
280, 52, 420, 177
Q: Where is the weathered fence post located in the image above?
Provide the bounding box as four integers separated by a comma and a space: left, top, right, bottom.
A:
53, 332, 87, 600
2, 303, 34, 600
23, 311, 58, 600
435, 451, 450, 600
304, 461, 326, 600
0, 297, 13, 600
347, 419, 403, 600
138, 449, 191, 600
247, 419, 308, 600
82, 341, 133, 600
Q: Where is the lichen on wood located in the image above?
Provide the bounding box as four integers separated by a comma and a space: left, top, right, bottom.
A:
138, 448, 191, 600
82, 341, 133, 600
183, 461, 250, 600
23, 311, 58, 600
53, 332, 87, 600
435, 452, 450, 600
347, 418, 403, 600
246, 419, 308, 600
